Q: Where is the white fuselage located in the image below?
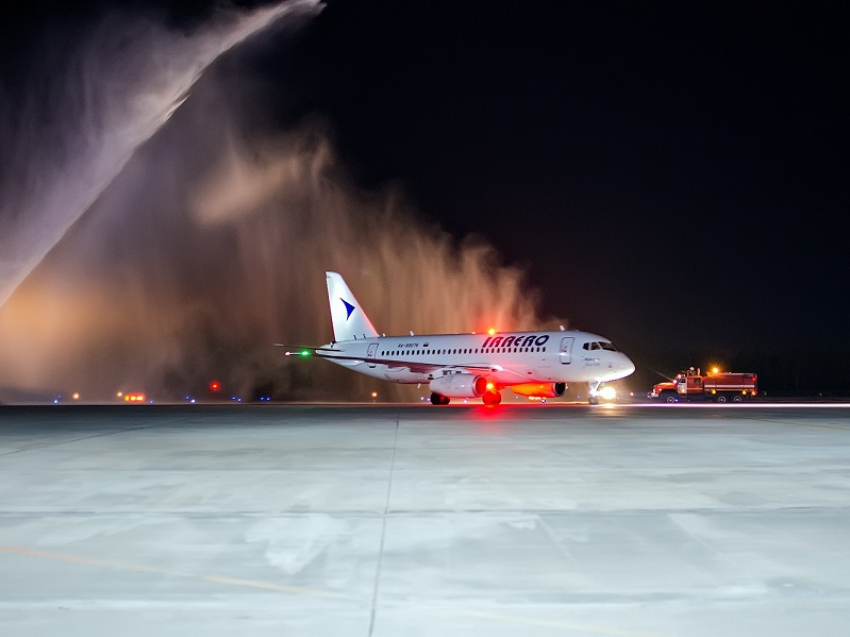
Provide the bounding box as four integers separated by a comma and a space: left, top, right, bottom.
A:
318, 330, 635, 388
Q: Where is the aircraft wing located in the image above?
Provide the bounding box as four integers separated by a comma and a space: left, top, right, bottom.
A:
274, 343, 530, 378
322, 352, 500, 373
276, 345, 500, 374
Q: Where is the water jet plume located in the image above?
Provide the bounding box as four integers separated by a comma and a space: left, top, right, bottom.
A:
0, 0, 322, 308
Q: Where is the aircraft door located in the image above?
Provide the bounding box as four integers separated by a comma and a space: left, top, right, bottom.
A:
559, 337, 574, 365
367, 342, 378, 368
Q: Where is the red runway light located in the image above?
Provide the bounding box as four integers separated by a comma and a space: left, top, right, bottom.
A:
209, 381, 220, 392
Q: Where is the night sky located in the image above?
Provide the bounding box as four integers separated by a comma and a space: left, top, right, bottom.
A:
280, 2, 848, 340
278, 1, 850, 388
3, 1, 849, 392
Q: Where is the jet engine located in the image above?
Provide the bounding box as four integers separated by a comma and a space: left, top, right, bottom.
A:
510, 383, 566, 398
429, 374, 488, 398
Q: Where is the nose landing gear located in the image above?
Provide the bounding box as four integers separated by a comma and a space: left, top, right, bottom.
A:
588, 380, 601, 405
588, 381, 618, 405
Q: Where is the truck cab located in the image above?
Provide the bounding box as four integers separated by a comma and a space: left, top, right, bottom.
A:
676, 367, 706, 398
650, 368, 701, 402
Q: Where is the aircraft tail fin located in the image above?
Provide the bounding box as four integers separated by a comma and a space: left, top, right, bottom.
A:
326, 272, 379, 342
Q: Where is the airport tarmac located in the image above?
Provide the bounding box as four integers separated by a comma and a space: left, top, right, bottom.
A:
1, 403, 849, 636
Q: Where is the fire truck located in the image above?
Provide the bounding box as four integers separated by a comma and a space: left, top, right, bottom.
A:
651, 368, 758, 403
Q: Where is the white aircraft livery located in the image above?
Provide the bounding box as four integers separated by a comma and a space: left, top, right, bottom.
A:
280, 272, 635, 405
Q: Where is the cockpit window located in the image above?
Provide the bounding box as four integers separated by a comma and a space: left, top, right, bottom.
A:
583, 341, 618, 351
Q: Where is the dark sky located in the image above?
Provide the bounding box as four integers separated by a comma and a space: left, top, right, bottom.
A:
3, 0, 849, 386
268, 1, 849, 357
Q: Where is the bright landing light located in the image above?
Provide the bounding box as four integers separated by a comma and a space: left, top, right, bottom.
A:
599, 386, 617, 401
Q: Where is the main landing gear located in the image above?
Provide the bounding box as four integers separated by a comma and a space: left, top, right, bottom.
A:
588, 381, 601, 405
482, 390, 502, 406
429, 391, 502, 405
430, 392, 450, 406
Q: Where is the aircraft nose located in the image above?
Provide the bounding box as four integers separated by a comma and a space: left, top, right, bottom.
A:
620, 353, 636, 376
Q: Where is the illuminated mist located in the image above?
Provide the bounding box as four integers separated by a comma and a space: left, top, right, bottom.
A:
0, 0, 321, 308
0, 3, 557, 403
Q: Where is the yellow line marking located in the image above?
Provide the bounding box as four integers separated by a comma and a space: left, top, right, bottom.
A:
455, 608, 667, 637
202, 574, 321, 596
0, 545, 193, 578
0, 545, 341, 599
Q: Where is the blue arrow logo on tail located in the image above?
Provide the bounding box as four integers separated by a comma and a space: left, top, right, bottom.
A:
340, 298, 356, 320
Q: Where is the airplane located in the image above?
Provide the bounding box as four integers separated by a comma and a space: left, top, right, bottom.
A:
278, 272, 635, 405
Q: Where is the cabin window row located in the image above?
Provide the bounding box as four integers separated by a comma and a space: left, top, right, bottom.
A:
381, 347, 547, 356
